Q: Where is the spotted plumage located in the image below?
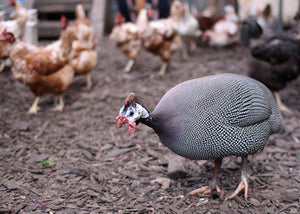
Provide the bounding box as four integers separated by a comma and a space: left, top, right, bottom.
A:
116, 73, 285, 199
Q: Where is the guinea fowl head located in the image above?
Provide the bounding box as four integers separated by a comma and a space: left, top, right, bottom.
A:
116, 93, 150, 133
0, 29, 16, 44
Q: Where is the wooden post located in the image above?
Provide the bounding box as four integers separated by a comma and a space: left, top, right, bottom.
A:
24, 0, 34, 9
91, 0, 107, 39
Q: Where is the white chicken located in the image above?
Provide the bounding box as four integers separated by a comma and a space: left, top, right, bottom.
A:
170, 0, 201, 59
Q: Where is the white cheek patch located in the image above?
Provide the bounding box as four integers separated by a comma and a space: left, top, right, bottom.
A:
119, 104, 149, 122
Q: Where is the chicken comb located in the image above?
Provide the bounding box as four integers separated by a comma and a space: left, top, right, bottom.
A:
60, 15, 68, 30
115, 12, 125, 25
9, 0, 15, 7
124, 93, 136, 106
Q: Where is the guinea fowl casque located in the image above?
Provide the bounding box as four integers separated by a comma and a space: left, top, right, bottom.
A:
115, 73, 285, 199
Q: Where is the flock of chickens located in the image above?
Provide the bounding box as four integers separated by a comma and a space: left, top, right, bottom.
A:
110, 0, 300, 115
0, 0, 97, 113
0, 0, 299, 115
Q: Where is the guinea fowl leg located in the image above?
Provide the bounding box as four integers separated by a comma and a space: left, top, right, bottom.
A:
86, 73, 92, 90
28, 96, 41, 114
52, 94, 64, 112
189, 158, 222, 196
158, 62, 168, 76
273, 92, 292, 114
124, 59, 135, 73
226, 156, 249, 200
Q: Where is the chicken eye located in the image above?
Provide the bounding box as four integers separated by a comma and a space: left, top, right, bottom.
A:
129, 111, 134, 116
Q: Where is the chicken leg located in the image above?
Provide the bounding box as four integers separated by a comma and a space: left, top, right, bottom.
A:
86, 73, 92, 90
28, 96, 41, 114
158, 62, 168, 76
0, 60, 5, 72
52, 94, 64, 112
124, 59, 135, 73
226, 156, 249, 200
189, 158, 222, 196
273, 92, 292, 114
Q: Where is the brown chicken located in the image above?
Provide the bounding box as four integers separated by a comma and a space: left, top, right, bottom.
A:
139, 9, 181, 75
0, 27, 77, 114
68, 4, 98, 89
0, 0, 28, 72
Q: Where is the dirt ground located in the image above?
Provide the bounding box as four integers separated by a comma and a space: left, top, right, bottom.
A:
0, 37, 299, 214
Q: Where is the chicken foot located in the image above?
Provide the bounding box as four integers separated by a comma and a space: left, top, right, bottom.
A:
86, 73, 92, 90
52, 94, 64, 112
28, 96, 41, 114
189, 158, 222, 197
124, 59, 135, 73
226, 156, 249, 200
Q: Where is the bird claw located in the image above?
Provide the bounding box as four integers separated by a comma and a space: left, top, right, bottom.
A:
226, 175, 249, 200
28, 105, 40, 114
189, 185, 221, 196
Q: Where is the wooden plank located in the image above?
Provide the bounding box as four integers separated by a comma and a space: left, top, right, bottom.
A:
34, 3, 91, 13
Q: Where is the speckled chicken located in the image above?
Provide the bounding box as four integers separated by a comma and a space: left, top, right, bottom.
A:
109, 11, 145, 73
116, 73, 284, 200
139, 9, 181, 75
68, 4, 98, 89
202, 5, 240, 47
0, 27, 77, 113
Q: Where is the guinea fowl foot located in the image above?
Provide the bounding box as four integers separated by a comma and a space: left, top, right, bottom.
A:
124, 59, 135, 73
189, 185, 221, 196
86, 73, 92, 90
226, 156, 249, 200
51, 95, 64, 112
28, 96, 41, 114
226, 173, 249, 200
189, 158, 222, 198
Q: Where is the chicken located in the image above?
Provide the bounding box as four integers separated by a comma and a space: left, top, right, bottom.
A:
0, 27, 77, 113
193, 0, 224, 32
169, 0, 201, 59
116, 73, 284, 200
0, 0, 28, 72
139, 9, 181, 75
202, 5, 240, 47
238, 0, 299, 27
68, 4, 98, 89
244, 9, 300, 114
248, 34, 300, 114
109, 11, 145, 72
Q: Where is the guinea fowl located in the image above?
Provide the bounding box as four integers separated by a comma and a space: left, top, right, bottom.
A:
116, 73, 284, 200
